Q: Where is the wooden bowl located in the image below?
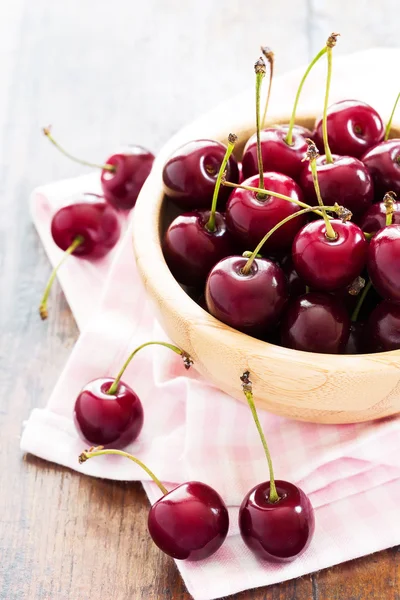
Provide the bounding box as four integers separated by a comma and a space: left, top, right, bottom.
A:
133, 48, 400, 424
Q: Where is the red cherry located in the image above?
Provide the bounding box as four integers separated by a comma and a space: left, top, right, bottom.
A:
300, 155, 373, 218
205, 256, 288, 336
148, 481, 229, 560
280, 292, 350, 353
314, 100, 384, 159
292, 219, 367, 291
74, 378, 144, 448
367, 225, 400, 303
358, 199, 400, 233
242, 126, 309, 181
163, 211, 234, 286
362, 139, 400, 199
225, 173, 306, 251
162, 139, 239, 209
366, 301, 400, 352
239, 480, 315, 561
100, 146, 154, 210
51, 201, 121, 259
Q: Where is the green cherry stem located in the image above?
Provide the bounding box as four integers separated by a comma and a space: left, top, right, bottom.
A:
43, 126, 115, 172
79, 447, 168, 495
285, 46, 327, 146
39, 236, 84, 320
305, 138, 337, 239
384, 91, 400, 141
322, 33, 340, 164
351, 281, 372, 322
107, 341, 193, 396
206, 133, 237, 232
241, 204, 338, 275
261, 47, 274, 129
255, 57, 267, 194
241, 372, 279, 503
384, 191, 397, 226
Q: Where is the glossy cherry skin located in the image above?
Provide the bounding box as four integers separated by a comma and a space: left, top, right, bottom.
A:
242, 125, 309, 182
300, 155, 373, 218
162, 139, 239, 209
314, 100, 384, 159
226, 173, 306, 252
205, 256, 288, 337
280, 292, 350, 353
239, 480, 315, 561
280, 255, 306, 298
367, 225, 400, 303
362, 139, 400, 199
366, 301, 400, 352
74, 378, 144, 448
100, 146, 154, 210
358, 200, 400, 233
163, 211, 234, 287
292, 219, 367, 292
51, 201, 121, 258
345, 322, 366, 354
148, 481, 229, 560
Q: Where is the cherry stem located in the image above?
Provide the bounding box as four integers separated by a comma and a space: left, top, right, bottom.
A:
285, 46, 327, 146
39, 236, 84, 320
306, 140, 337, 239
242, 204, 337, 275
351, 280, 372, 322
78, 447, 168, 495
241, 373, 279, 503
255, 58, 267, 194
107, 341, 192, 395
43, 126, 115, 172
206, 133, 237, 232
261, 47, 274, 129
384, 92, 400, 141
384, 191, 397, 226
223, 180, 332, 219
322, 47, 334, 163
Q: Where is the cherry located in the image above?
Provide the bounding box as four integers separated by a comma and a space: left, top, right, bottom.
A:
39, 200, 121, 319
74, 341, 192, 448
358, 192, 400, 233
314, 100, 384, 159
239, 372, 315, 561
163, 135, 237, 286
280, 292, 350, 353
345, 322, 366, 354
365, 301, 400, 352
362, 140, 400, 199
280, 255, 306, 298
300, 155, 373, 218
367, 225, 400, 303
162, 139, 239, 209
205, 256, 288, 337
43, 127, 154, 210
79, 448, 228, 561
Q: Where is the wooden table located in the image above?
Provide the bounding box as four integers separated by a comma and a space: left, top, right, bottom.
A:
1, 1, 399, 598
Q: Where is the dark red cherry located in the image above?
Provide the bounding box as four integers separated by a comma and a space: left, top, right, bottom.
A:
51, 201, 120, 258
292, 219, 367, 291
280, 292, 350, 353
205, 256, 288, 336
100, 146, 154, 210
280, 255, 306, 297
367, 225, 400, 303
74, 378, 144, 448
362, 140, 400, 199
300, 155, 373, 218
148, 481, 229, 560
345, 322, 366, 354
162, 139, 239, 209
358, 200, 400, 233
225, 173, 306, 251
242, 126, 308, 181
163, 211, 234, 286
365, 301, 400, 352
239, 480, 315, 561
314, 100, 384, 159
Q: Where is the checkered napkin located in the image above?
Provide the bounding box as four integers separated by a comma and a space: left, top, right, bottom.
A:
21, 49, 400, 600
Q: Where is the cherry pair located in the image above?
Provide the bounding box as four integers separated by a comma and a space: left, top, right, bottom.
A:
79, 372, 315, 563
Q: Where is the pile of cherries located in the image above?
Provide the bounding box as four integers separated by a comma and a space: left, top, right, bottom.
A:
161, 35, 400, 355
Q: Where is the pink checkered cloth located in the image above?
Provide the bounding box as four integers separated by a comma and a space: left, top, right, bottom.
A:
21, 50, 400, 600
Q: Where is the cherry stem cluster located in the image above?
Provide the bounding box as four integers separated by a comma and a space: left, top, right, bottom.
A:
43, 126, 115, 172
79, 447, 168, 495
384, 91, 400, 142
206, 133, 237, 232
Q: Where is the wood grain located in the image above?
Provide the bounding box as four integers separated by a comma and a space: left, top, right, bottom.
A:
0, 1, 399, 598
